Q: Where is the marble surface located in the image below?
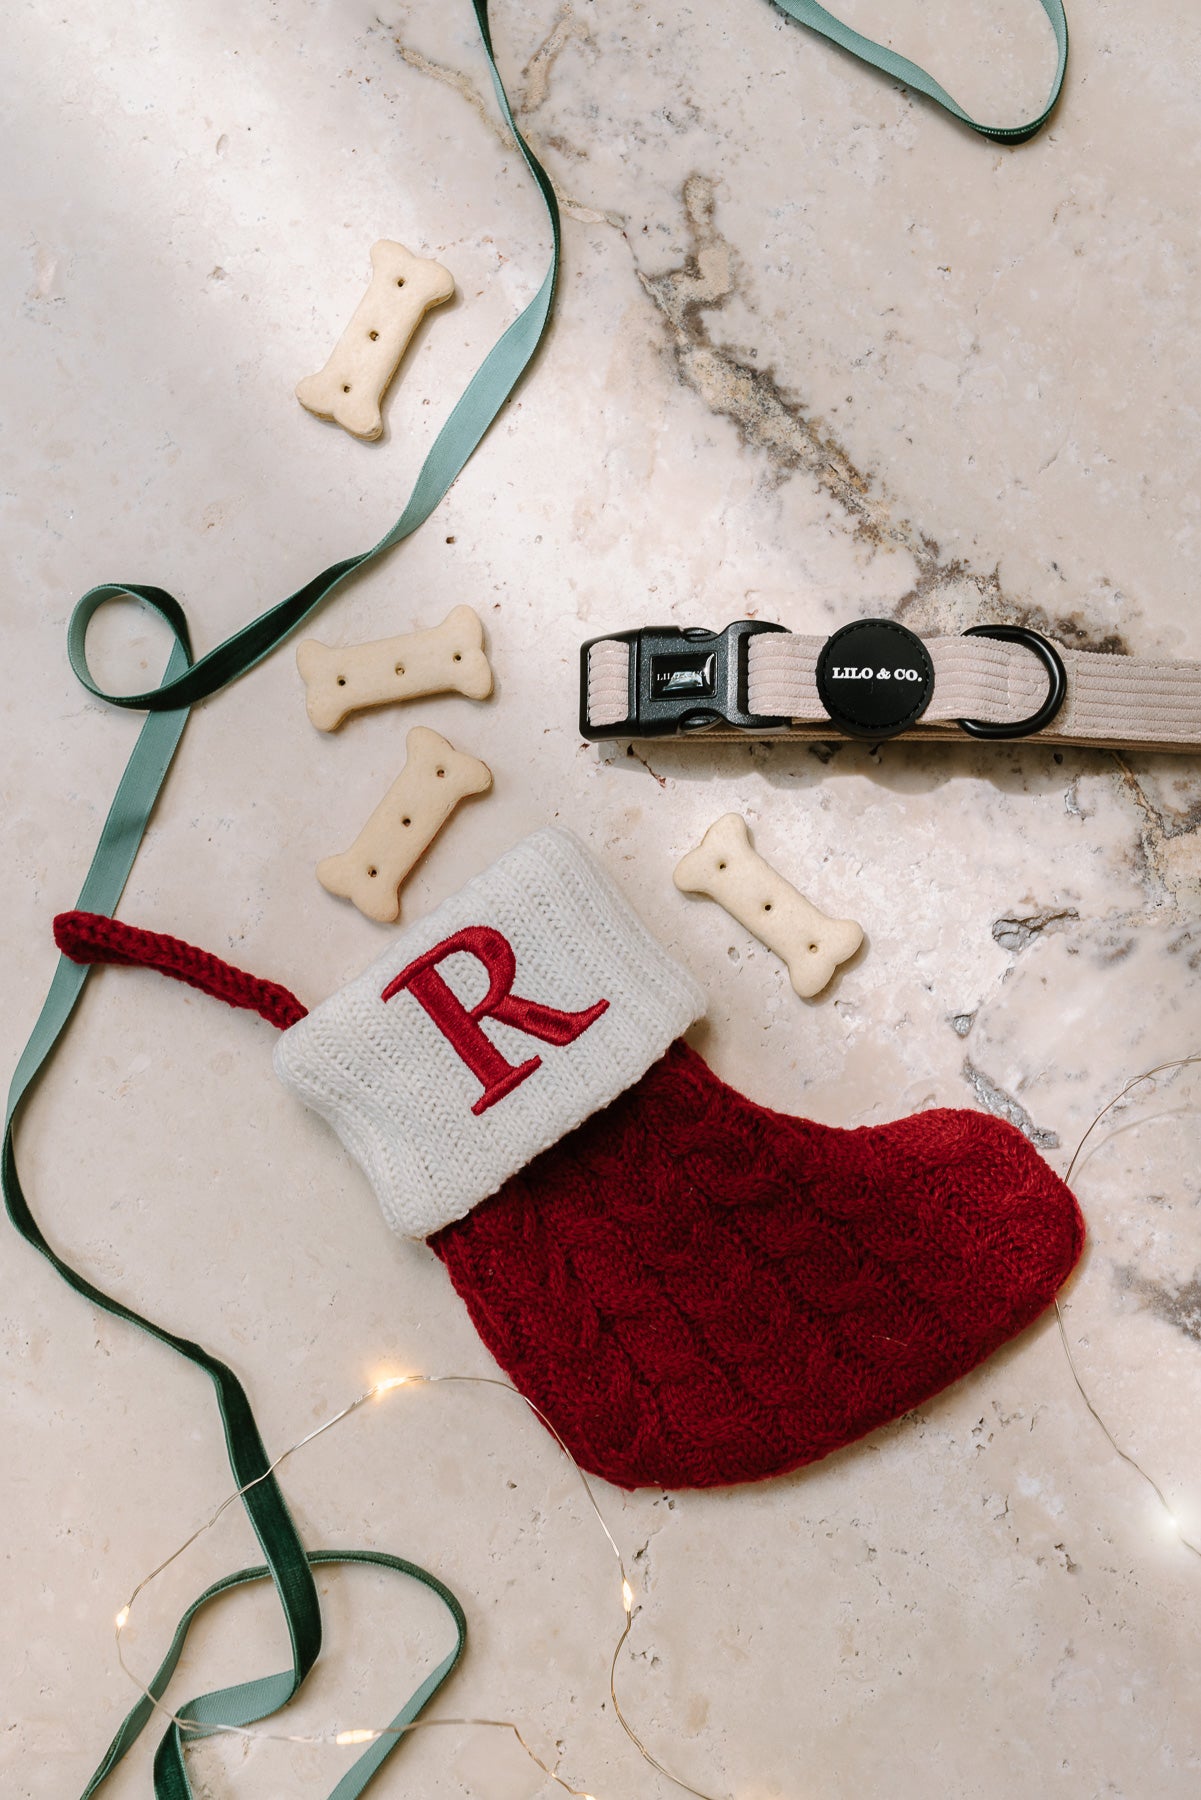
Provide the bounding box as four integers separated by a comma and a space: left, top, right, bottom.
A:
4, 1, 1201, 1795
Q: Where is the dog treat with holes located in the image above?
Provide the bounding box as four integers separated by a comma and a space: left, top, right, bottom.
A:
673, 813, 862, 998
316, 726, 491, 923
297, 606, 493, 732
296, 240, 455, 441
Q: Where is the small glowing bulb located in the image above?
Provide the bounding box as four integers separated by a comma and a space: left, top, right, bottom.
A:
115, 1606, 130, 1632
373, 1375, 408, 1397
335, 1728, 380, 1747
621, 1578, 634, 1614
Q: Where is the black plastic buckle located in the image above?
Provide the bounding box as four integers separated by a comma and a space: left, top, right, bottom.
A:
957, 625, 1068, 739
579, 621, 790, 740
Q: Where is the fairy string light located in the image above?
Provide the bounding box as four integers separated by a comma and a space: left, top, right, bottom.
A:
1053, 1052, 1201, 1561
110, 1054, 1201, 1795
113, 1371, 723, 1800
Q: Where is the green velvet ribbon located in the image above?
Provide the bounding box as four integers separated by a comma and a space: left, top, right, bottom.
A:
3, 5, 1068, 1794
772, 0, 1067, 144
84, 1555, 466, 1800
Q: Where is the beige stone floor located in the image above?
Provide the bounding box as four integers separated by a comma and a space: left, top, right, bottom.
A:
3, 2, 1201, 1796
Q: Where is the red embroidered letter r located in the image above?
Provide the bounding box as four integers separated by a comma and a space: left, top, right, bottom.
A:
381, 926, 609, 1115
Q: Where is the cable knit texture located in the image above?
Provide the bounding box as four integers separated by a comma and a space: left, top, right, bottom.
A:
274, 828, 704, 1238
433, 1040, 1085, 1489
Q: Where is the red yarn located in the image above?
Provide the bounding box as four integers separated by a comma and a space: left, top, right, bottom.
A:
432, 1040, 1085, 1490
53, 912, 308, 1031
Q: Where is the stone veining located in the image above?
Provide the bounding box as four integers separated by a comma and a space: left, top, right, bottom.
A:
1118, 1264, 1201, 1344
375, 13, 622, 227
961, 1059, 1060, 1150
991, 909, 1079, 954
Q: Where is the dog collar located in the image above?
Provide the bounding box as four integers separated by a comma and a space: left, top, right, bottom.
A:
579, 618, 1201, 751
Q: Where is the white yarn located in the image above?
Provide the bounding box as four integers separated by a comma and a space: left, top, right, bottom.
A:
274, 827, 704, 1239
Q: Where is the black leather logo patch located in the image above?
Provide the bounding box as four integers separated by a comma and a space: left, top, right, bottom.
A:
814, 619, 935, 739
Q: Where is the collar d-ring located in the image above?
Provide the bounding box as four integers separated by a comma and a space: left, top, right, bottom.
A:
958, 624, 1068, 739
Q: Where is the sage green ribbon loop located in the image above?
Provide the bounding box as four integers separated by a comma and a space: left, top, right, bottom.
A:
1, 612, 331, 1795
80, 1552, 466, 1800
4, 517, 466, 1800
770, 0, 1068, 143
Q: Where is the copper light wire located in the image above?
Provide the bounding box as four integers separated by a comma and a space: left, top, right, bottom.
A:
114, 1371, 721, 1800
1053, 1052, 1201, 1563
111, 1054, 1201, 1796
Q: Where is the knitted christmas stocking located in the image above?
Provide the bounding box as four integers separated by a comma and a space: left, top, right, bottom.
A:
57, 827, 1083, 1491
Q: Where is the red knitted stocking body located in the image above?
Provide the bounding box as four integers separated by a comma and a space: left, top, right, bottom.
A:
432, 1041, 1084, 1490
56, 911, 1083, 1493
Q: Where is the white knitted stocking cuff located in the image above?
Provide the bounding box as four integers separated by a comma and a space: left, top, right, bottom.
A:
273, 827, 704, 1239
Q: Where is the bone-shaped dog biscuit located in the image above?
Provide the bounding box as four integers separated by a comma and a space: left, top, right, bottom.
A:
317, 727, 491, 924
297, 606, 493, 732
674, 813, 863, 999
296, 241, 455, 441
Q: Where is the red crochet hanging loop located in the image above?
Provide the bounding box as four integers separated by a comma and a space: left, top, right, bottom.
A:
53, 911, 308, 1031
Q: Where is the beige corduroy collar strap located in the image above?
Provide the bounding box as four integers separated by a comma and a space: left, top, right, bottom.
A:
579, 619, 1201, 753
